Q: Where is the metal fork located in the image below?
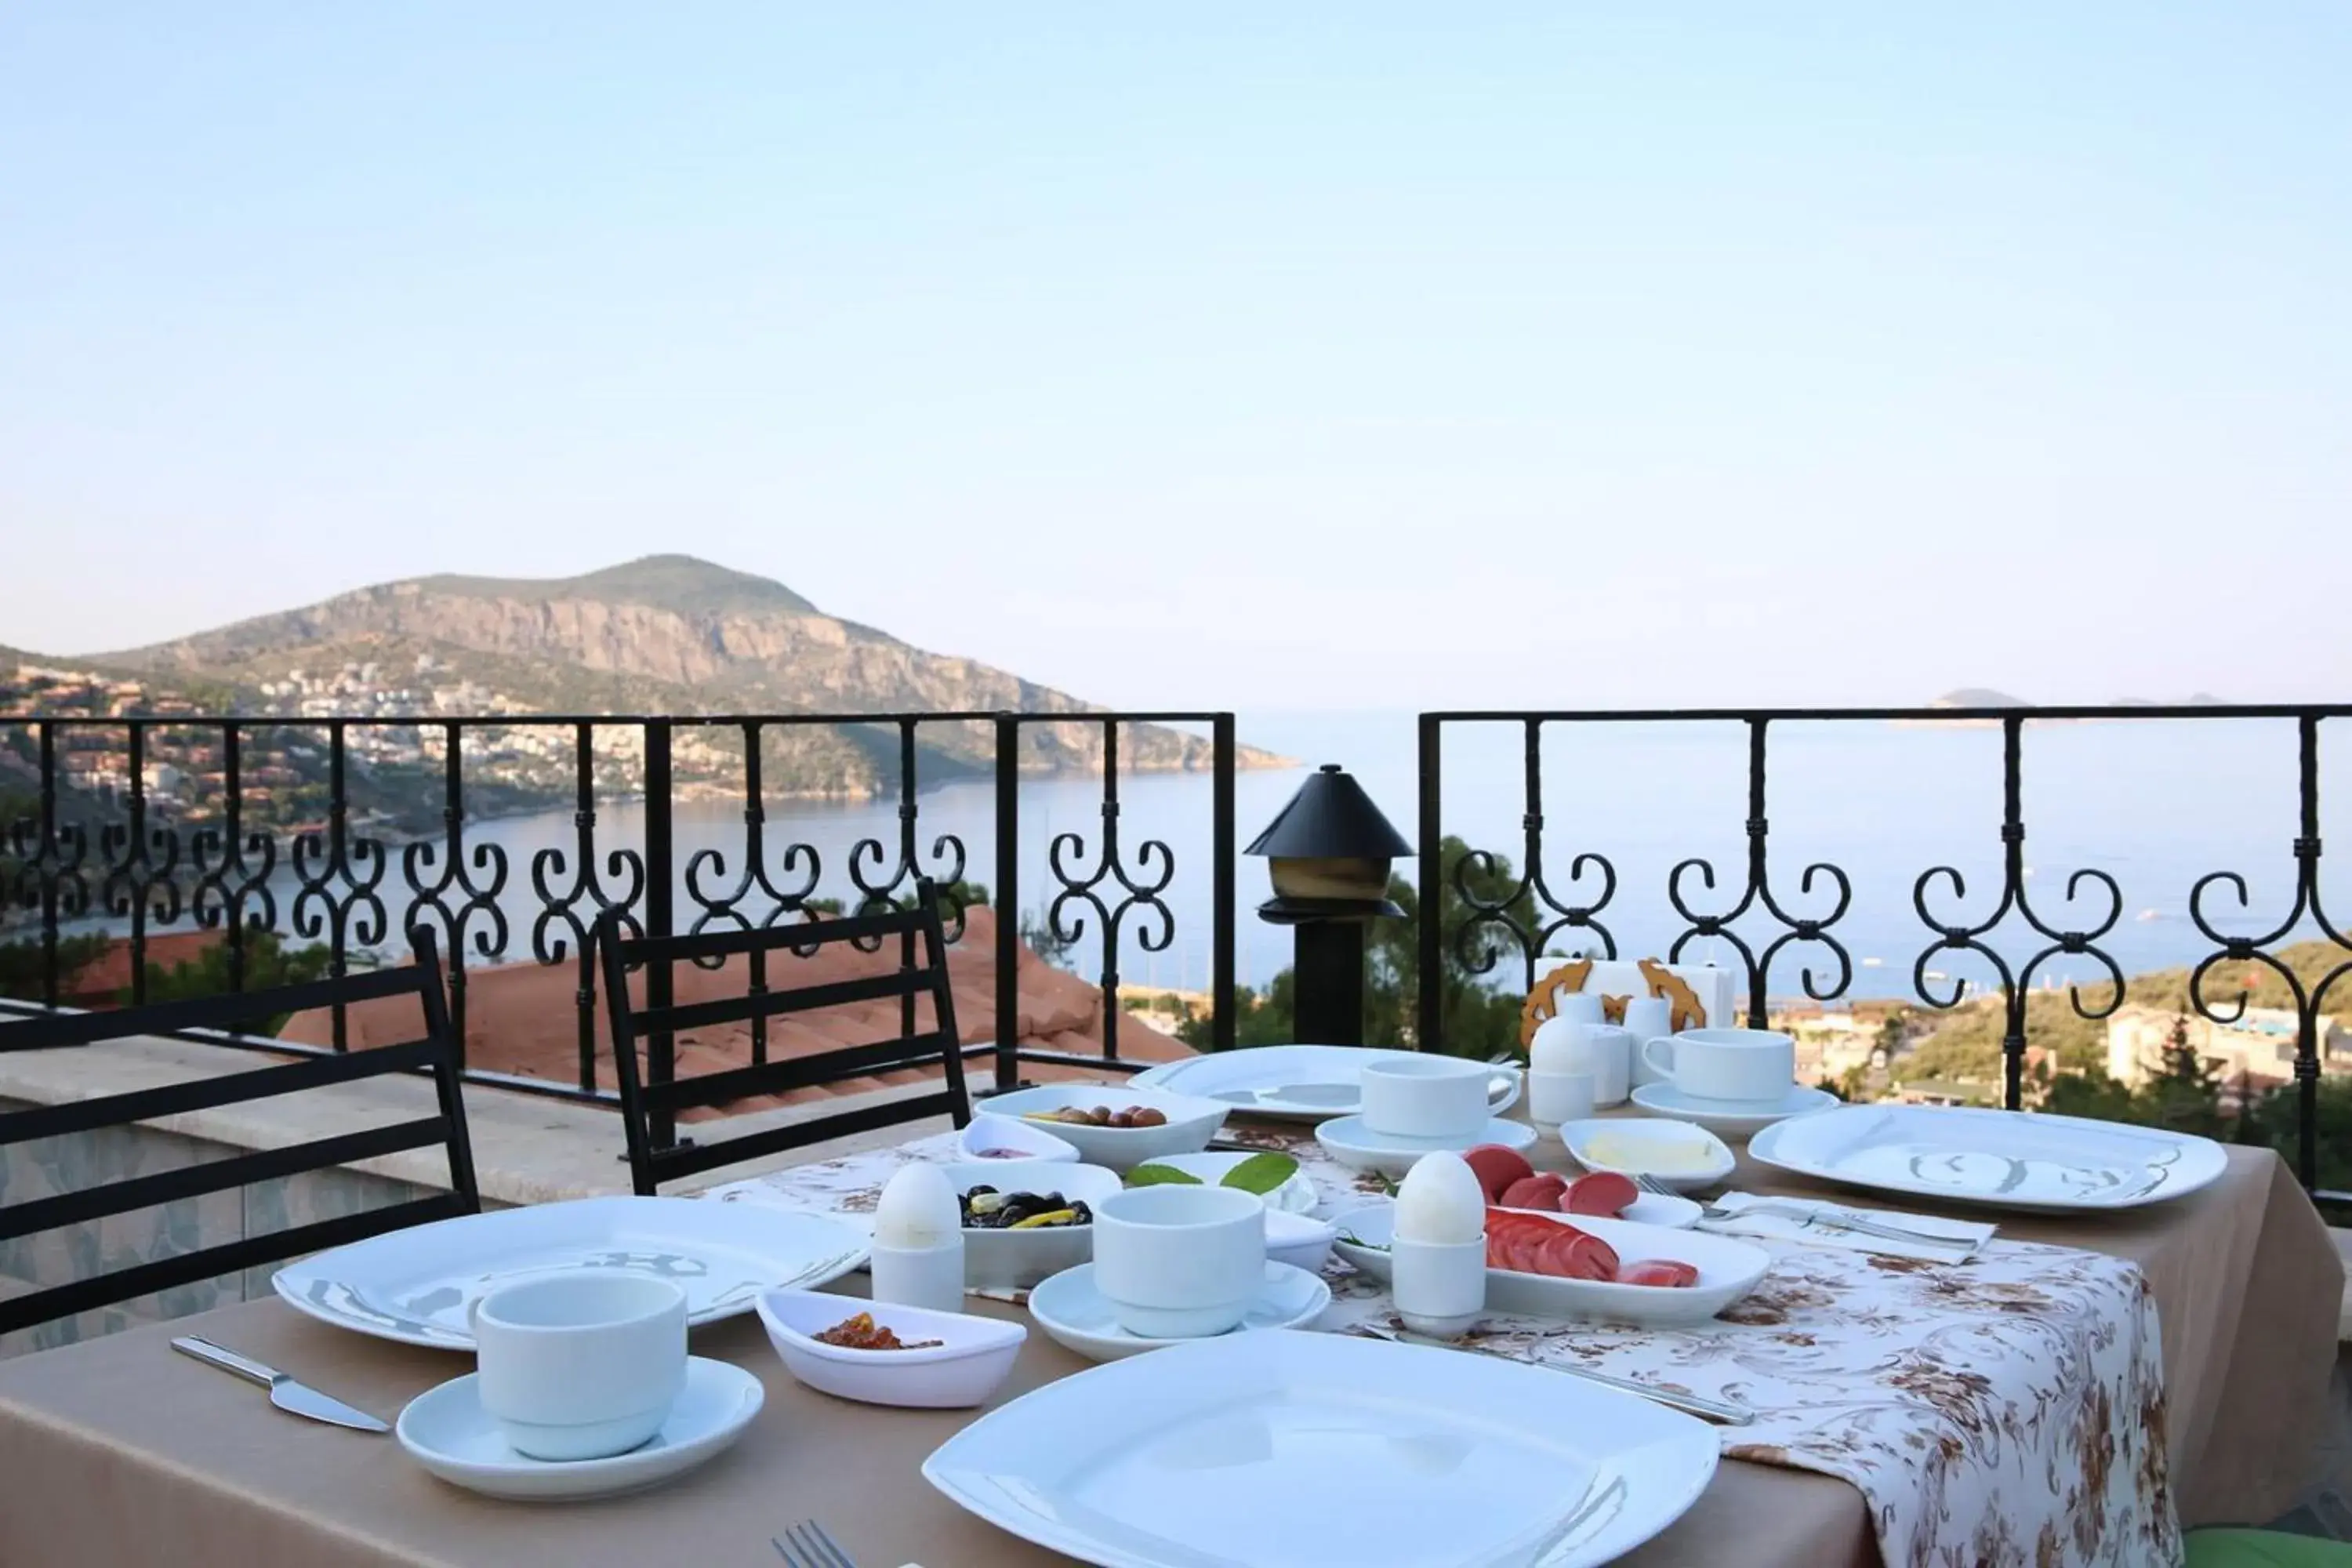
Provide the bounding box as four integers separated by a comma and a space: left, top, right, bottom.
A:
774, 1519, 858, 1568
1700, 1196, 1968, 1249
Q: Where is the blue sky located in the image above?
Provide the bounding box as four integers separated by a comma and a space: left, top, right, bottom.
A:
2, 4, 2346, 709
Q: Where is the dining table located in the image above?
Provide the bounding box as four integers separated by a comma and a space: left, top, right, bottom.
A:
0, 1115, 2339, 1567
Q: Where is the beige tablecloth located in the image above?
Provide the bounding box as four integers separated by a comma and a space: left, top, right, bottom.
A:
0, 1144, 2335, 1567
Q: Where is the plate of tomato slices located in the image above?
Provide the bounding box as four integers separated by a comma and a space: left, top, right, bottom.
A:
1332, 1200, 1771, 1327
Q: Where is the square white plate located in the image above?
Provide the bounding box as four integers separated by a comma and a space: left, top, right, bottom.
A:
1746, 1103, 2229, 1211
921, 1327, 1718, 1568
274, 1196, 867, 1348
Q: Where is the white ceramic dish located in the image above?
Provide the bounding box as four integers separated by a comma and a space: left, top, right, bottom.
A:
1748, 1103, 2230, 1212
1559, 1118, 1737, 1193
1131, 1044, 1521, 1123
396, 1356, 761, 1501
757, 1288, 1026, 1408
953, 1116, 1082, 1166
1262, 1208, 1340, 1275
274, 1197, 867, 1349
972, 1086, 1229, 1172
1312, 1113, 1538, 1178
1330, 1204, 1768, 1327
1025, 1261, 1330, 1363
1629, 1082, 1840, 1139
1120, 1149, 1319, 1214
921, 1327, 1718, 1568
941, 1163, 1123, 1291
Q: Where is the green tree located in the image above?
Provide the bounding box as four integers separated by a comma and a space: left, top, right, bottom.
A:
0, 932, 111, 1003
1176, 837, 1537, 1058
2136, 1012, 2226, 1136
133, 931, 332, 1036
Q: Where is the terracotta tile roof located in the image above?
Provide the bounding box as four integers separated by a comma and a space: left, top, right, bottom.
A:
279, 905, 1194, 1116
53, 931, 226, 1007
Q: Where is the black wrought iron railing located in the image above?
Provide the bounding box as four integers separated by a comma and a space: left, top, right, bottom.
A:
0, 712, 1239, 1111
1417, 705, 2352, 1198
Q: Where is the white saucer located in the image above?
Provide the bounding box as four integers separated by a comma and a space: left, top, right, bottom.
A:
1630, 1083, 1839, 1139
1026, 1261, 1332, 1363
396, 1356, 763, 1501
1312, 1114, 1539, 1178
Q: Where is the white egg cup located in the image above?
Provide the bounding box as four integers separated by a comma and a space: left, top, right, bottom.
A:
1391, 1235, 1486, 1338
1527, 1069, 1596, 1130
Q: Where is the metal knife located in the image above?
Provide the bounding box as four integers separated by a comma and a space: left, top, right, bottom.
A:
171, 1336, 390, 1433
1348, 1322, 1756, 1426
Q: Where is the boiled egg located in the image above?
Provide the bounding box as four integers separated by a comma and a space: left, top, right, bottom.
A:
1528, 1014, 1584, 1074
1392, 1150, 1486, 1245
872, 1163, 961, 1249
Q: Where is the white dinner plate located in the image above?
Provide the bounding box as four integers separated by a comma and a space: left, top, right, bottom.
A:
1330, 1203, 1768, 1327
1312, 1114, 1538, 1178
1132, 1046, 1522, 1123
397, 1356, 762, 1501
1628, 1082, 1840, 1139
921, 1327, 1719, 1568
1747, 1103, 2229, 1212
1026, 1261, 1331, 1363
274, 1196, 867, 1349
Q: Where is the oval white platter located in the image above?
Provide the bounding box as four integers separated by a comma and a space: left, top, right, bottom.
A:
1747, 1103, 2229, 1212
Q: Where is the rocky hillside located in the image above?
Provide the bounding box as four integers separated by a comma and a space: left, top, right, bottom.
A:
100, 555, 1286, 778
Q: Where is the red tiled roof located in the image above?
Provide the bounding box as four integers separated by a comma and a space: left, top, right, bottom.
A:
280, 905, 1192, 1115
56, 931, 227, 1006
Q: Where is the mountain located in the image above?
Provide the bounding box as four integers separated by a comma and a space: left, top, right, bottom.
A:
87, 554, 1288, 796
1928, 688, 2031, 709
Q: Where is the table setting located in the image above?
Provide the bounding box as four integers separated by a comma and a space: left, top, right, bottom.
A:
0, 956, 2339, 1568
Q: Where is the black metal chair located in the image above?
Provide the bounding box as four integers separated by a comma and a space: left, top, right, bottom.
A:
597, 880, 970, 1196
0, 928, 481, 1339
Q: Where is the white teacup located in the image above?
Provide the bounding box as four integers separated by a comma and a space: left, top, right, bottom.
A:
1641, 1028, 1797, 1105
1091, 1185, 1265, 1339
1359, 1056, 1491, 1140
470, 1272, 688, 1461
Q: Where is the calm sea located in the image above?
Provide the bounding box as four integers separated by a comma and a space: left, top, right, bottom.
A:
73, 710, 2352, 1007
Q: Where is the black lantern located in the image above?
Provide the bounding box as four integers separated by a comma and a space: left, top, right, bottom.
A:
1246, 763, 1413, 1044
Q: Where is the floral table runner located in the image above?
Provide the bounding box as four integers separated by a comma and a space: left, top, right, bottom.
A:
705, 1123, 2182, 1568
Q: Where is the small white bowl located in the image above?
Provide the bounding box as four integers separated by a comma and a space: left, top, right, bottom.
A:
953, 1116, 1081, 1166
941, 1163, 1124, 1291
756, 1289, 1025, 1409
973, 1085, 1229, 1173
1263, 1208, 1338, 1276
1559, 1117, 1737, 1192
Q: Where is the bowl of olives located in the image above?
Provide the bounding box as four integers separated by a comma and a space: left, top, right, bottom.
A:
941, 1162, 1125, 1290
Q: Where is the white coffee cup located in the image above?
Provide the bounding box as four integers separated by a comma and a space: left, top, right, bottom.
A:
1621, 998, 1673, 1086
1527, 1069, 1595, 1128
1091, 1185, 1265, 1338
1359, 1056, 1492, 1139
470, 1272, 688, 1461
1642, 1028, 1797, 1105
